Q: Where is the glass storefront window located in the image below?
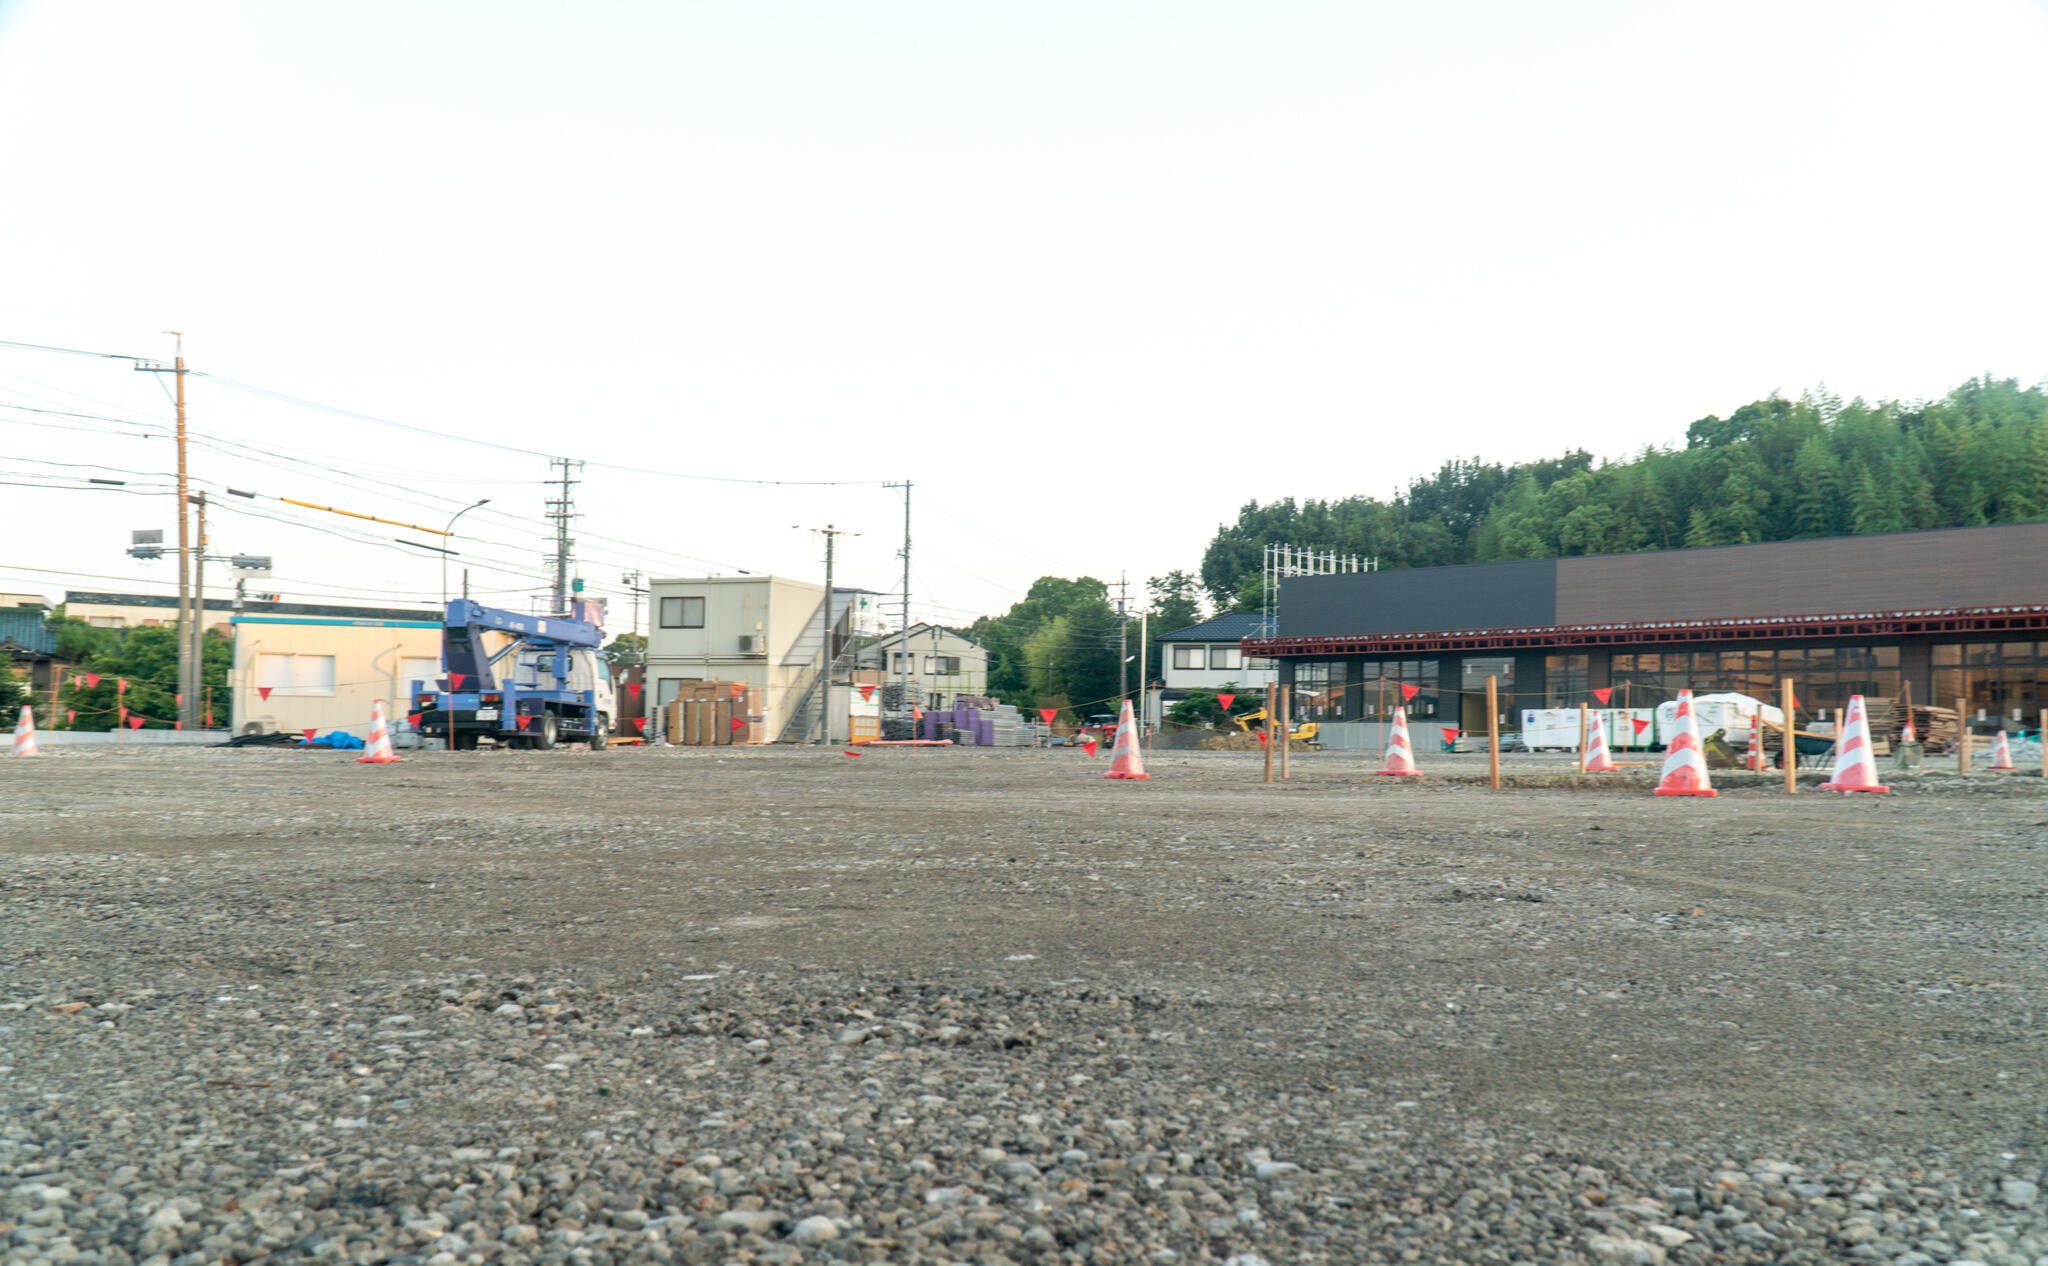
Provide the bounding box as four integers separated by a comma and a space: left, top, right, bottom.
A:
1545, 654, 1588, 706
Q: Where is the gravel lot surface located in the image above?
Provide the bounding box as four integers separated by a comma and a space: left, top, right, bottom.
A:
4, 745, 2046, 1266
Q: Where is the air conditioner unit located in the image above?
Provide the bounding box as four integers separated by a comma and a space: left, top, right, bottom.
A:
737, 635, 761, 654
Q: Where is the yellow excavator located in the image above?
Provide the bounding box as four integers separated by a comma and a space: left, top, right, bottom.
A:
1231, 709, 1320, 746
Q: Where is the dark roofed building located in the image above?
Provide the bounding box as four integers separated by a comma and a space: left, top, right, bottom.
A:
1243, 522, 2048, 738
1158, 610, 1277, 696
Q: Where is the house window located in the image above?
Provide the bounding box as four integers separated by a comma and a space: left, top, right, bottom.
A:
926, 655, 961, 675
89, 616, 126, 629
892, 653, 914, 673
659, 596, 705, 629
1172, 646, 1205, 670
656, 678, 683, 709
256, 653, 336, 696
1208, 645, 1242, 670
400, 656, 439, 688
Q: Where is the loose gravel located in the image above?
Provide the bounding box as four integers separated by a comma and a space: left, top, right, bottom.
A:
3, 745, 2045, 1265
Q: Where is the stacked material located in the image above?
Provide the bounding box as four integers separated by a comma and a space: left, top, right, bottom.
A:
1876, 700, 1961, 751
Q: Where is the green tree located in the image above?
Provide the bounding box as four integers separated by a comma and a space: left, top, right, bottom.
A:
604, 632, 646, 667
0, 664, 24, 718
1789, 435, 1842, 537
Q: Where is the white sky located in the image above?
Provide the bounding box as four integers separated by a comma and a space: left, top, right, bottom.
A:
2, 1, 2044, 630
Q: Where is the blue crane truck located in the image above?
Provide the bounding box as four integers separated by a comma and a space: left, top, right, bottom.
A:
409, 599, 617, 751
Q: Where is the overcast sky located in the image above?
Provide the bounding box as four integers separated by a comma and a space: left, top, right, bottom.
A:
2, 1, 2044, 631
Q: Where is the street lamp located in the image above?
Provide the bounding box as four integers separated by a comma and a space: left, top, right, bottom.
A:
441, 498, 491, 607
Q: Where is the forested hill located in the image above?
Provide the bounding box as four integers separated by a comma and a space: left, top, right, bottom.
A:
1200, 376, 2048, 607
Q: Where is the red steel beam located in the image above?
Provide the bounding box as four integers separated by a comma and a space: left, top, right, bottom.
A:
1244, 604, 2048, 657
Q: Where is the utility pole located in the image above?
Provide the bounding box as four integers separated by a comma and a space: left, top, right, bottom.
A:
545, 458, 582, 613
803, 524, 860, 742
1116, 572, 1130, 709
885, 481, 912, 736
134, 334, 195, 729
620, 571, 644, 648
190, 491, 207, 723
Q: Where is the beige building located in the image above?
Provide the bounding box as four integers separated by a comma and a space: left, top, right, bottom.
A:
643, 575, 867, 742
230, 610, 443, 737
855, 623, 990, 708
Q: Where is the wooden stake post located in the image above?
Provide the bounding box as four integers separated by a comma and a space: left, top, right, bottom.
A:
1577, 703, 1588, 775
1263, 682, 1275, 783
1956, 697, 1971, 774
1278, 684, 1291, 780
2039, 709, 2046, 779
1781, 677, 1796, 794
1486, 674, 1501, 790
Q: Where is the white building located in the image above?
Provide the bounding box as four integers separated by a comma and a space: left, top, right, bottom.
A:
229, 605, 444, 737
854, 623, 989, 708
1158, 611, 1276, 693
642, 575, 869, 742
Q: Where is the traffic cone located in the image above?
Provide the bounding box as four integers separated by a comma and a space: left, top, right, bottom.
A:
1746, 716, 1764, 772
1377, 707, 1422, 776
1899, 712, 1916, 745
1102, 699, 1148, 780
10, 705, 37, 758
356, 699, 402, 765
1987, 729, 2017, 771
1817, 694, 1889, 793
1652, 689, 1717, 797
1582, 715, 1618, 772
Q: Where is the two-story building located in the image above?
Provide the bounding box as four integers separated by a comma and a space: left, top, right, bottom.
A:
642, 575, 872, 742
854, 623, 989, 710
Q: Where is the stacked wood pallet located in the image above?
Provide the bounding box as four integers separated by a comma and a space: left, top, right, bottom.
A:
1874, 698, 1961, 751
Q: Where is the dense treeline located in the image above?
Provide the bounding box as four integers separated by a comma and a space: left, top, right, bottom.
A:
1201, 376, 2048, 607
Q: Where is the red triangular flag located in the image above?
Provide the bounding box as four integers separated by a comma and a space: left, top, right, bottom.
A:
85, 673, 101, 689
406, 713, 422, 728
1081, 737, 1099, 757
119, 706, 128, 721
1400, 683, 1419, 702
858, 684, 876, 702
1216, 693, 1236, 711
729, 683, 745, 699
515, 714, 531, 731
1038, 707, 1057, 724
70, 674, 81, 689
1632, 717, 1651, 737
632, 716, 646, 733
176, 693, 184, 707
302, 728, 316, 741
118, 678, 128, 691
65, 709, 74, 724
730, 716, 745, 732
1441, 727, 1460, 743
128, 716, 145, 730
1592, 687, 1612, 705
843, 749, 864, 757
627, 681, 643, 700
450, 672, 468, 690
258, 686, 273, 701
1788, 691, 1799, 709
1256, 731, 1269, 746
205, 709, 213, 727
174, 721, 182, 731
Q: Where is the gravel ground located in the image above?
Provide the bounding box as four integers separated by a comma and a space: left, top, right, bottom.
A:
3, 744, 2046, 1266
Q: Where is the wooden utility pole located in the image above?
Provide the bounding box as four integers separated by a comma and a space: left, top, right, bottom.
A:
171, 340, 193, 730
1263, 682, 1275, 783
1577, 702, 1588, 775
190, 490, 207, 728
1956, 697, 1972, 774
1486, 674, 1501, 789
1781, 677, 1796, 793
1278, 683, 1291, 780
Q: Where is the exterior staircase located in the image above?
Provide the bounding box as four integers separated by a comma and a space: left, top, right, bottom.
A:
777, 591, 859, 743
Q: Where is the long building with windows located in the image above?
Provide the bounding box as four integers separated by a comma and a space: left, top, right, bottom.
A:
1243, 522, 2048, 737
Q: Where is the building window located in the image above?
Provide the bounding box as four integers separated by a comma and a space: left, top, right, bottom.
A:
656, 678, 683, 710
1611, 646, 1902, 717
1290, 661, 1355, 722
88, 616, 126, 629
925, 655, 961, 675
1172, 645, 1205, 670
1350, 659, 1440, 720
1208, 645, 1242, 670
256, 653, 335, 696
400, 656, 439, 688
1933, 641, 2044, 725
659, 596, 705, 629
1544, 654, 1589, 706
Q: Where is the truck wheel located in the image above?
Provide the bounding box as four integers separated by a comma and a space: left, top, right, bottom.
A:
588, 716, 608, 751
534, 715, 558, 751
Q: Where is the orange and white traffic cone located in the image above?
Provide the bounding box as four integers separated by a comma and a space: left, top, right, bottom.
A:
1377, 706, 1422, 776
1987, 729, 2017, 771
1899, 713, 1917, 745
1652, 689, 1717, 797
1817, 694, 1889, 793
1101, 699, 1148, 780
356, 699, 402, 765
1582, 715, 1618, 772
1746, 717, 1764, 772
10, 705, 37, 758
